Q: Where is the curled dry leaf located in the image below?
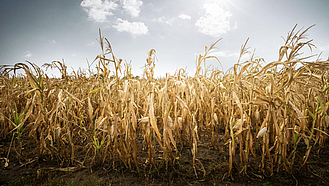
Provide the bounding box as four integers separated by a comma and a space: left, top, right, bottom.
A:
139, 117, 149, 123
256, 127, 267, 138
233, 114, 246, 130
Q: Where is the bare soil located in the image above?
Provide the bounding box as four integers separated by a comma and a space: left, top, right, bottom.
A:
1, 130, 329, 186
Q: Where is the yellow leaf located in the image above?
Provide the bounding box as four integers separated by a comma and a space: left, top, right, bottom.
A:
88, 86, 103, 96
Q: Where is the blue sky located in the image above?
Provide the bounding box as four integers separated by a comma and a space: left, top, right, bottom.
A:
1, 0, 328, 77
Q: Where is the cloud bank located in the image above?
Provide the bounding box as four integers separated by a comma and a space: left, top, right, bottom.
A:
81, 0, 147, 37
80, 0, 118, 22
122, 0, 143, 18
195, 3, 232, 37
112, 18, 148, 36
154, 16, 174, 25
179, 14, 191, 20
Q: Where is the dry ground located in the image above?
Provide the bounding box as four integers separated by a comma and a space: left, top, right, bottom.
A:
1, 130, 329, 186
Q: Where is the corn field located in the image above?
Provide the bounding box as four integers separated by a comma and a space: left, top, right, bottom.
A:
1, 25, 328, 179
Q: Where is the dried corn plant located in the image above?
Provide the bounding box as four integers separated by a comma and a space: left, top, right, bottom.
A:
0, 25, 328, 179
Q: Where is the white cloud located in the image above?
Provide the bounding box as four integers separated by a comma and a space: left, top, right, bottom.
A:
112, 18, 148, 36
154, 16, 174, 25
122, 0, 143, 18
178, 14, 191, 20
195, 3, 232, 37
80, 0, 118, 22
24, 51, 32, 58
